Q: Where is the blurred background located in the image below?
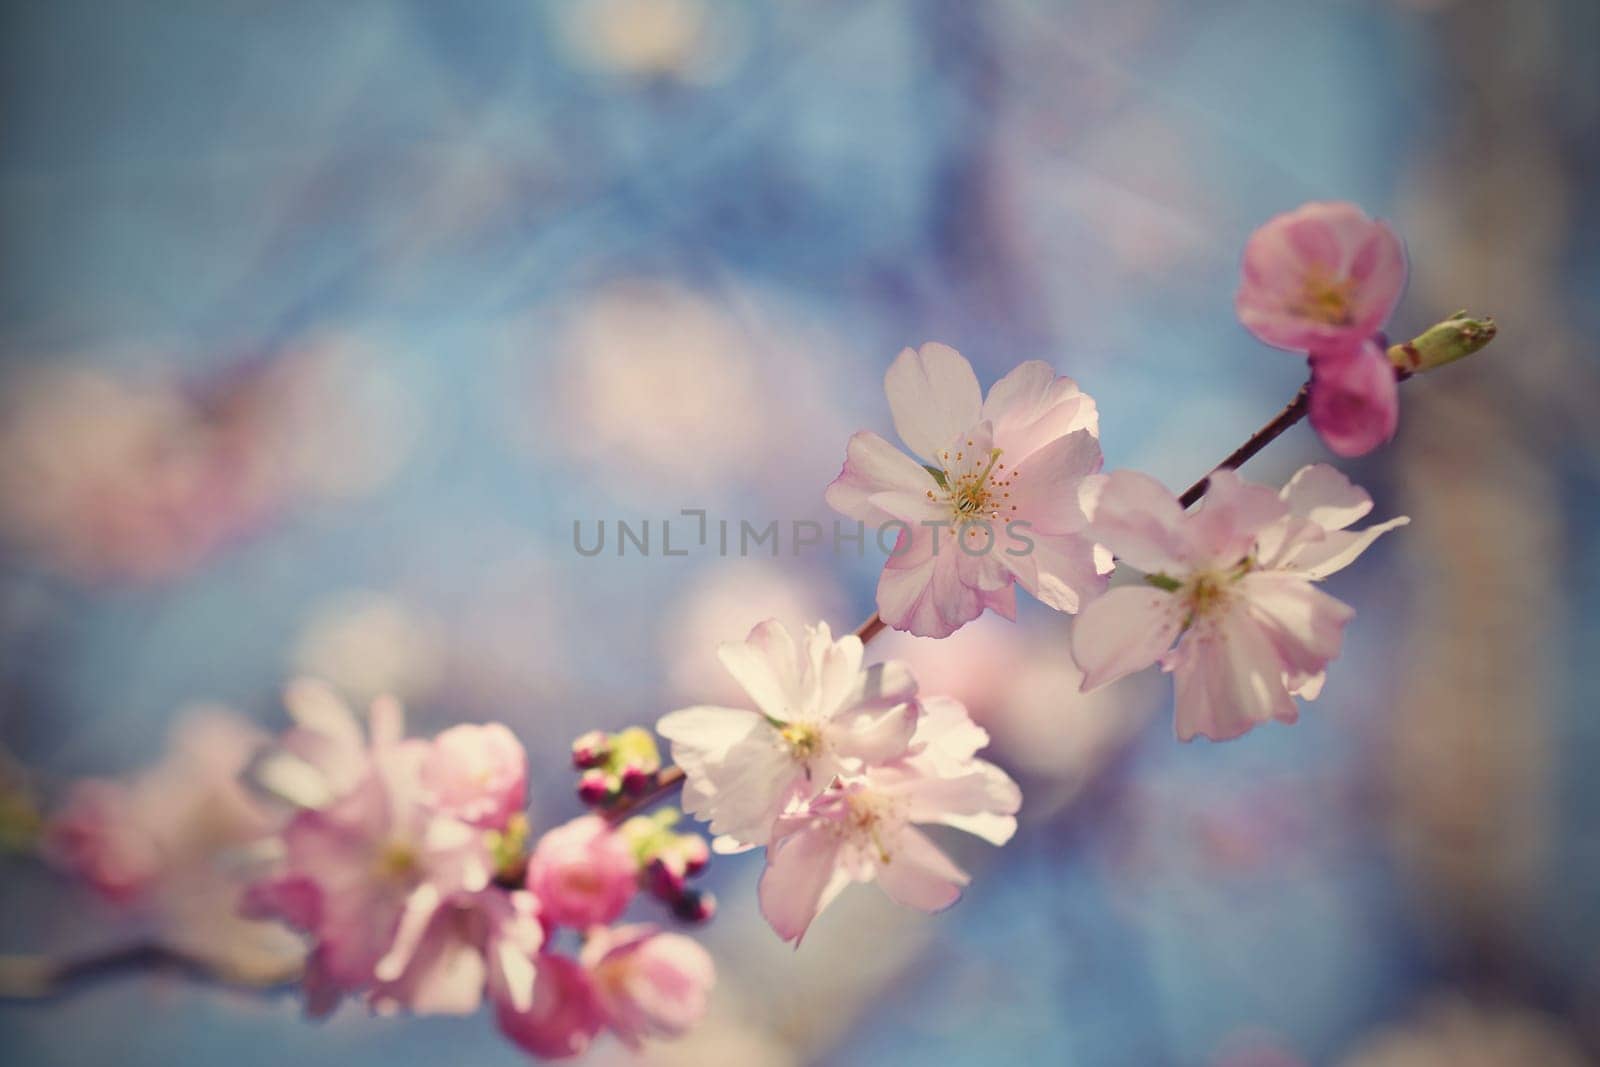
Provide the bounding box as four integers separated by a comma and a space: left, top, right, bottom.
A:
1, 1, 1597, 1064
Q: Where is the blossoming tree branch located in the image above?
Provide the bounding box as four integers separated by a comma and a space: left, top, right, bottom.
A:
2, 203, 1498, 1059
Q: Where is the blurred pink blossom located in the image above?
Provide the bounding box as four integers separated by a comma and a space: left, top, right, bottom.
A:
420, 723, 528, 830
495, 952, 605, 1060
580, 924, 715, 1048
244, 740, 494, 1014
524, 814, 638, 929
370, 885, 543, 1016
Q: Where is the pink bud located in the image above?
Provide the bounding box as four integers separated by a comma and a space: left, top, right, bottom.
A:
671, 888, 716, 924
1308, 341, 1400, 457
525, 814, 637, 929
575, 769, 613, 806
569, 730, 610, 770
419, 722, 528, 829
644, 856, 686, 902
619, 765, 652, 797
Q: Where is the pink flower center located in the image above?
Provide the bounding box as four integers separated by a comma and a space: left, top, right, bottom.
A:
1290, 268, 1357, 326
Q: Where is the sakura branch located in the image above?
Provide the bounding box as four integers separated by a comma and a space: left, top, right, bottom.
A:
6, 201, 1499, 1061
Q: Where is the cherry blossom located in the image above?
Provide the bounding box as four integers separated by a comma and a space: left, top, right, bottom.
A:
420, 722, 528, 830
1236, 201, 1409, 457
495, 952, 605, 1060
756, 708, 1021, 944
825, 342, 1109, 637
243, 740, 494, 1014
523, 814, 638, 929
1236, 201, 1406, 355
657, 618, 920, 847
1307, 339, 1402, 458
1070, 464, 1407, 741
371, 885, 544, 1016
580, 924, 716, 1048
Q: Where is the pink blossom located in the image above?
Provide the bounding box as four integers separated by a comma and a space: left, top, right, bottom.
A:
657, 619, 920, 848
243, 747, 493, 1013
581, 925, 715, 1048
46, 708, 277, 904
757, 701, 1020, 944
249, 679, 403, 809
370, 886, 543, 1016
496, 952, 604, 1060
1308, 341, 1401, 457
45, 780, 165, 903
825, 343, 1109, 638
524, 814, 638, 929
1071, 465, 1408, 742
419, 723, 528, 830
1235, 201, 1406, 354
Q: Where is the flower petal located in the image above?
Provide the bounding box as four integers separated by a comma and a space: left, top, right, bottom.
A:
1071, 585, 1184, 690
758, 825, 845, 944
1278, 463, 1374, 530
1308, 342, 1400, 458
1082, 470, 1191, 575
1165, 608, 1298, 742
981, 361, 1099, 463
874, 826, 969, 913
716, 619, 801, 721
824, 431, 936, 525
885, 343, 983, 463
1291, 516, 1410, 579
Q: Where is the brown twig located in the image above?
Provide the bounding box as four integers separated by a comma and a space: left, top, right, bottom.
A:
601, 765, 687, 824
0, 943, 301, 1002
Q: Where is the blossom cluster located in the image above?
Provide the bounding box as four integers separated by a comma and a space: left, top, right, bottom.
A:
659, 619, 1022, 942
241, 682, 714, 1058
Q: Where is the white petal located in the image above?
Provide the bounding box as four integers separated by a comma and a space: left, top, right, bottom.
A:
283, 677, 363, 749
1278, 463, 1374, 530
875, 826, 969, 913
1291, 516, 1409, 579
885, 343, 983, 463
1240, 571, 1354, 679
717, 619, 801, 721
824, 431, 936, 525
1071, 586, 1184, 690
1166, 610, 1297, 742
758, 826, 845, 943
1083, 470, 1192, 575
982, 361, 1099, 464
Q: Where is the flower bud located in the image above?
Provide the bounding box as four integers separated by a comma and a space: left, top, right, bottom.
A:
576, 769, 613, 805
671, 887, 716, 924
1387, 312, 1497, 375
619, 765, 653, 797
570, 730, 610, 770
644, 855, 686, 902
